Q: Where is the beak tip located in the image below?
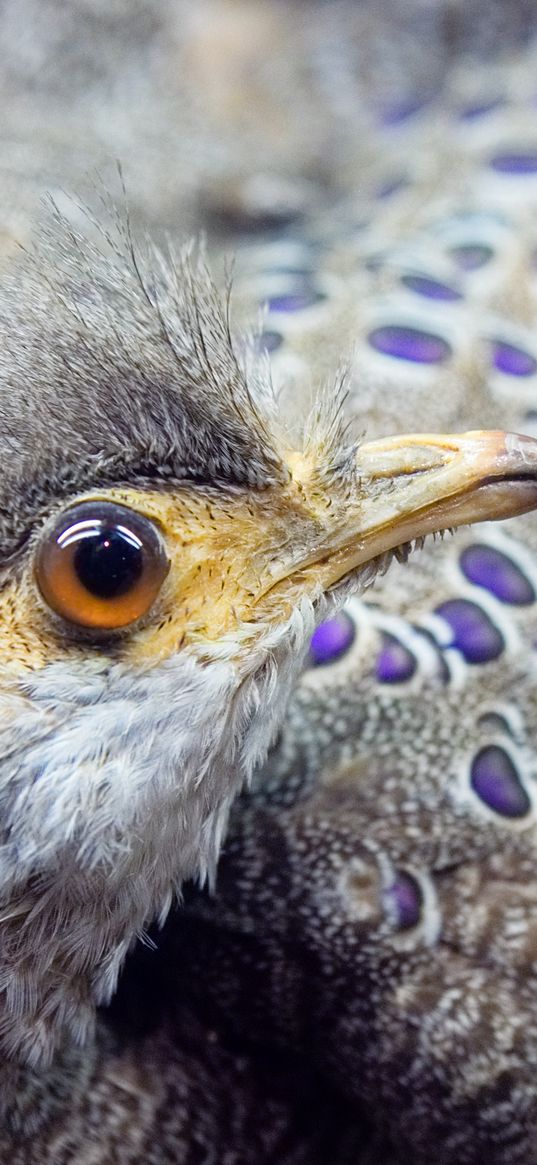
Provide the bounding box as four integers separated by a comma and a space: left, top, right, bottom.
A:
504, 430, 537, 464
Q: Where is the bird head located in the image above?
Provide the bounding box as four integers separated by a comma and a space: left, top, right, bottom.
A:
1, 215, 537, 1070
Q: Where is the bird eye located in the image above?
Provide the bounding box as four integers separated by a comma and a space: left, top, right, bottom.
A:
35, 501, 170, 630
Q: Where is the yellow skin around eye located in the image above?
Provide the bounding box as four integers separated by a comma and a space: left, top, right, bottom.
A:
0, 477, 329, 673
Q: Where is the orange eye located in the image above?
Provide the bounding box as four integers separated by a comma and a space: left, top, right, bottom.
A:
35, 501, 170, 630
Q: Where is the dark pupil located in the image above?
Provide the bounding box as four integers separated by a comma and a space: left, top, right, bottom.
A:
73, 527, 143, 599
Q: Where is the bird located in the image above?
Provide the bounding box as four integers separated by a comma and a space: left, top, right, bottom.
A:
162, 12, 537, 1164
3, 1, 537, 1163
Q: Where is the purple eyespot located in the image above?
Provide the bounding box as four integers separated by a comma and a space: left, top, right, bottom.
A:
364, 254, 386, 272
379, 97, 426, 126
477, 711, 513, 735
401, 274, 463, 302
308, 611, 356, 666
375, 633, 416, 683
384, 871, 423, 930
435, 599, 504, 664
449, 243, 493, 270
492, 340, 537, 377
471, 746, 530, 818
460, 544, 535, 605
377, 176, 408, 199
267, 291, 326, 313
368, 325, 451, 364
255, 330, 283, 354
459, 98, 503, 121
490, 152, 537, 175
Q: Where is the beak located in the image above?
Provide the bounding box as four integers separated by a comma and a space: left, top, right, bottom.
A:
260, 430, 537, 601
105, 428, 537, 657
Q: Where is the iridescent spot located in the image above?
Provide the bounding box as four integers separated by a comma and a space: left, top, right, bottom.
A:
449, 243, 493, 270
368, 325, 451, 364
492, 340, 537, 377
471, 746, 530, 818
380, 97, 426, 126
308, 611, 356, 666
459, 97, 503, 121
375, 633, 416, 683
267, 290, 326, 313
401, 274, 463, 302
255, 330, 283, 355
490, 152, 537, 175
377, 176, 408, 199
364, 254, 386, 272
477, 711, 513, 735
460, 543, 535, 605
384, 871, 423, 930
435, 599, 504, 664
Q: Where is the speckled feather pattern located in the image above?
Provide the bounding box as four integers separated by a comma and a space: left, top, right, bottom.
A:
4, 2, 537, 1163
